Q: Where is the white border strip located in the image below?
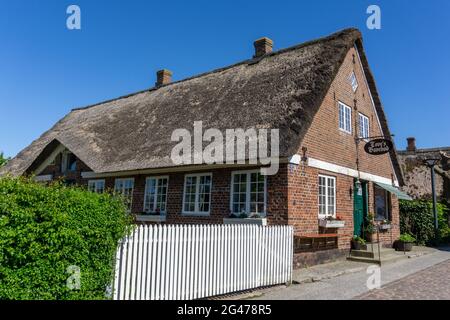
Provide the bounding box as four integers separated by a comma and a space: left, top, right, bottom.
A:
289, 155, 398, 187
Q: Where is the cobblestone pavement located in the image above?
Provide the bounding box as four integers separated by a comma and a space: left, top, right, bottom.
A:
355, 259, 450, 300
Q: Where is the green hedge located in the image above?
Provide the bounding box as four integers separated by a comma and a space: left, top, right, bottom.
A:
400, 199, 450, 245
0, 177, 133, 300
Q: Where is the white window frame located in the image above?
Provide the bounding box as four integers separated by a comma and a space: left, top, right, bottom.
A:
350, 71, 358, 92
182, 173, 212, 216
114, 178, 135, 212
358, 113, 370, 140
318, 174, 336, 219
230, 170, 267, 217
338, 101, 352, 134
88, 179, 105, 193
143, 176, 169, 215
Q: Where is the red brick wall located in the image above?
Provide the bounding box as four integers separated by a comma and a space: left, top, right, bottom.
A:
287, 164, 355, 250
78, 165, 289, 226
300, 47, 396, 181
287, 46, 400, 249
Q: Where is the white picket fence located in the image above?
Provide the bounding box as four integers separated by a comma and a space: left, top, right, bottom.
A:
112, 224, 293, 300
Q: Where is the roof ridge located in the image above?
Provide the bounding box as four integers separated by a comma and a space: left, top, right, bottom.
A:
72, 27, 361, 112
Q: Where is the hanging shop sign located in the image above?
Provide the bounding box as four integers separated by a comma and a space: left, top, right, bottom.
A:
364, 138, 393, 155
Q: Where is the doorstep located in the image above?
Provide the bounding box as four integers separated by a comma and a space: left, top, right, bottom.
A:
347, 245, 436, 264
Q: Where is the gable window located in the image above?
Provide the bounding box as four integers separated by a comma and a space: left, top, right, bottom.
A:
61, 151, 77, 173
374, 185, 391, 221
318, 175, 336, 218
114, 178, 134, 212
358, 113, 370, 140
183, 173, 212, 215
88, 179, 105, 193
231, 170, 266, 216
349, 72, 358, 92
144, 176, 169, 214
338, 102, 352, 134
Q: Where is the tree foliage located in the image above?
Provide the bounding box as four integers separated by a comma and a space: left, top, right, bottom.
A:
400, 199, 450, 245
0, 152, 8, 167
0, 177, 133, 300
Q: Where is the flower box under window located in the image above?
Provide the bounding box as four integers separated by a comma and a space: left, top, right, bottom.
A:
379, 223, 391, 231
223, 217, 267, 226
318, 219, 345, 228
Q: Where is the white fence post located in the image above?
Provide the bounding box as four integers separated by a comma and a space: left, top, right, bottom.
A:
113, 224, 293, 300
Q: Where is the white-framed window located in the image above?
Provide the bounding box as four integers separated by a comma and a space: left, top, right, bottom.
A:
182, 173, 212, 215
318, 175, 336, 218
231, 170, 267, 216
114, 178, 134, 212
349, 72, 358, 92
358, 113, 370, 140
338, 101, 352, 134
88, 179, 105, 193
144, 176, 169, 214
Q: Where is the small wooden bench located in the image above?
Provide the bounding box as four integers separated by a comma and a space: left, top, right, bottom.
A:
294, 233, 338, 253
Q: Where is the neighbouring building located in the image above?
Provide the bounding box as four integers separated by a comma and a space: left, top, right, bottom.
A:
1, 28, 410, 267
398, 137, 450, 202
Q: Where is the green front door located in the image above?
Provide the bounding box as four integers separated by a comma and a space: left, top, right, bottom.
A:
353, 180, 367, 236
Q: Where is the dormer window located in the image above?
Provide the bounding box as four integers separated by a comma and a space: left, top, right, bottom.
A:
61, 151, 77, 173
349, 72, 358, 92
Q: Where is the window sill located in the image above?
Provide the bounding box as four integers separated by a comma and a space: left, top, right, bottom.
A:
181, 212, 210, 217
338, 128, 352, 135
318, 219, 345, 228
223, 218, 267, 226
135, 214, 166, 222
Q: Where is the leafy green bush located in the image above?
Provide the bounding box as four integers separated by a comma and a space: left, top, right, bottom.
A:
0, 177, 133, 300
400, 200, 450, 245
0, 152, 9, 167
352, 236, 366, 245
398, 233, 416, 243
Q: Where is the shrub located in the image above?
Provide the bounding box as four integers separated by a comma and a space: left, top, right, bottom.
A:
0, 152, 9, 167
400, 200, 450, 245
398, 233, 416, 243
352, 236, 366, 245
0, 177, 133, 300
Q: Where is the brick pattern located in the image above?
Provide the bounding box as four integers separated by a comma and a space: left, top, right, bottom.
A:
300, 47, 396, 181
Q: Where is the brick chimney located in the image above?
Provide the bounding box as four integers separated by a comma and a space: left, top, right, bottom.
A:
155, 69, 172, 86
253, 37, 273, 58
407, 137, 416, 152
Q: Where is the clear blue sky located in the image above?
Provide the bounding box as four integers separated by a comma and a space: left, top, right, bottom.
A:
1, 0, 449, 158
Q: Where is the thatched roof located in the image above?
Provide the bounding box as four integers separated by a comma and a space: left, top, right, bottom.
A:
0, 28, 404, 184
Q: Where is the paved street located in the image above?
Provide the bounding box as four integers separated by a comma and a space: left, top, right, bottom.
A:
246, 247, 450, 300
355, 259, 450, 300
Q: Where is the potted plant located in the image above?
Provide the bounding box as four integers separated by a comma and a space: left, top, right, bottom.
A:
319, 215, 346, 228
239, 212, 248, 219
351, 236, 366, 250
395, 233, 415, 252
